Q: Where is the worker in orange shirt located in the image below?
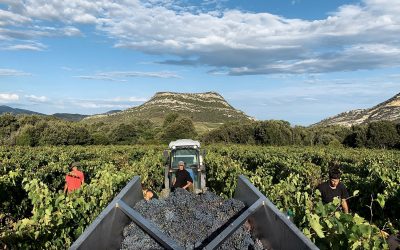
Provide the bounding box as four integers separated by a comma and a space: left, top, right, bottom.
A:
64, 162, 85, 193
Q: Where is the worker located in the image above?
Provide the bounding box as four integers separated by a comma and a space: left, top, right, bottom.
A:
64, 162, 85, 193
172, 161, 193, 191
317, 167, 349, 213
143, 188, 158, 200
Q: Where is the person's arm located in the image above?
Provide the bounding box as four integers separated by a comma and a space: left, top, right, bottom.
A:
64, 175, 68, 193
183, 181, 192, 190
341, 199, 349, 213
341, 184, 350, 213
183, 172, 193, 189
81, 172, 85, 184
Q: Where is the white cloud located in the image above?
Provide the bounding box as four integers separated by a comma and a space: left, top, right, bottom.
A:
74, 75, 127, 82
0, 68, 31, 76
4, 42, 46, 51
61, 66, 73, 71
0, 93, 19, 103
63, 26, 82, 36
75, 70, 182, 81
74, 102, 131, 109
109, 71, 182, 79
227, 76, 400, 124
111, 96, 148, 102
2, 0, 400, 74
68, 96, 147, 109
0, 9, 31, 26
25, 95, 48, 103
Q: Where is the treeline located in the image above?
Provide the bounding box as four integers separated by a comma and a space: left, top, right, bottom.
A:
0, 113, 196, 146
1, 113, 399, 149
203, 120, 400, 149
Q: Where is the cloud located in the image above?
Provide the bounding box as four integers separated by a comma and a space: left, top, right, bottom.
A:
0, 9, 31, 26
74, 75, 127, 82
75, 70, 182, 81
72, 101, 131, 109
228, 76, 399, 106
111, 71, 182, 79
67, 96, 148, 109
0, 68, 31, 76
25, 95, 48, 103
0, 93, 19, 103
4, 42, 46, 51
2, 0, 400, 74
227, 75, 400, 124
61, 66, 73, 71
111, 96, 148, 102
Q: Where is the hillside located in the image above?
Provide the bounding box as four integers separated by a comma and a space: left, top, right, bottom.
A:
315, 92, 400, 127
0, 105, 44, 116
52, 113, 89, 122
83, 92, 253, 130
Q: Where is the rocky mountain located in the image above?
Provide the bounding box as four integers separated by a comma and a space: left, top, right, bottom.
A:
315, 92, 400, 127
84, 92, 253, 124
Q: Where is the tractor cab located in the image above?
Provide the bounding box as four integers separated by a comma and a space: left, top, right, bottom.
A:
162, 139, 206, 195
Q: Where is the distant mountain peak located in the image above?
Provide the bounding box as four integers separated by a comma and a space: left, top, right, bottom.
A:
0, 105, 43, 116
315, 92, 400, 127
85, 91, 253, 124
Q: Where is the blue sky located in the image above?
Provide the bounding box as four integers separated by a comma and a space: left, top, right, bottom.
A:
1, 0, 399, 125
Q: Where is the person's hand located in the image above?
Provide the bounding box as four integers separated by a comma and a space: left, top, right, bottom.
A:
380, 230, 389, 238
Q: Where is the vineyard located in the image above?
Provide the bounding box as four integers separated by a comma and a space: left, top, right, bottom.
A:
1, 145, 399, 249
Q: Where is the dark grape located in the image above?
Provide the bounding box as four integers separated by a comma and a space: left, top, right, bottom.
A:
120, 188, 263, 250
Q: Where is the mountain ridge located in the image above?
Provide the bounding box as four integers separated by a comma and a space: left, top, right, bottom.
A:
315, 92, 400, 126
84, 91, 254, 124
0, 105, 119, 122
0, 105, 44, 116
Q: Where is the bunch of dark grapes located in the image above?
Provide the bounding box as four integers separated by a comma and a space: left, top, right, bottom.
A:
121, 188, 263, 250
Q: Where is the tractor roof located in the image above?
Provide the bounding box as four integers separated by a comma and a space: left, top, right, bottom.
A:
168, 139, 200, 149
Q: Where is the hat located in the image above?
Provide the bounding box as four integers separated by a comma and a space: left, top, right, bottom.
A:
71, 162, 80, 167
178, 161, 185, 166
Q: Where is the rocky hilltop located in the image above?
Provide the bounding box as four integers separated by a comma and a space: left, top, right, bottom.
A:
315, 92, 400, 127
84, 92, 253, 124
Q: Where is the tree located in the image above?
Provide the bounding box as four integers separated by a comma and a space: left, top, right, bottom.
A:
163, 113, 180, 127
15, 125, 37, 146
366, 121, 399, 149
109, 123, 139, 144
254, 120, 292, 145
161, 117, 197, 143
67, 125, 92, 145
108, 120, 155, 144
0, 113, 17, 127
343, 125, 367, 148
202, 121, 255, 144
292, 126, 312, 146
309, 125, 351, 146
91, 132, 110, 145
38, 121, 70, 145
0, 113, 19, 144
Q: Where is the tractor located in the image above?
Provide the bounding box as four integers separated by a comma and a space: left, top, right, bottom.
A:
162, 139, 207, 196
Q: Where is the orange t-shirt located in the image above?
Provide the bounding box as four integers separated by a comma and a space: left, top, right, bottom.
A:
65, 170, 84, 192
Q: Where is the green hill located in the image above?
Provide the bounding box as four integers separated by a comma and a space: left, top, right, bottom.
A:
83, 92, 253, 132
0, 105, 43, 116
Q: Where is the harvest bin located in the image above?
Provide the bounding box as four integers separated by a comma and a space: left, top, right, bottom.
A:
70, 175, 318, 250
